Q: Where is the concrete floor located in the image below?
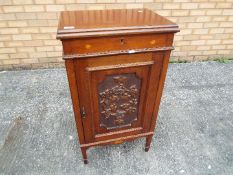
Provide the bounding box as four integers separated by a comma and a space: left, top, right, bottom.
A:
0, 61, 232, 175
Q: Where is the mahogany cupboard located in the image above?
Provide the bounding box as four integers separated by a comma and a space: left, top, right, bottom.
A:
57, 8, 179, 164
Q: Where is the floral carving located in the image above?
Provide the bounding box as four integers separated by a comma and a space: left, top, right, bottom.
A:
98, 74, 140, 129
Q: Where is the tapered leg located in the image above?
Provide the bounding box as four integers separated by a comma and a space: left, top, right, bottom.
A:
81, 147, 88, 164
145, 135, 153, 152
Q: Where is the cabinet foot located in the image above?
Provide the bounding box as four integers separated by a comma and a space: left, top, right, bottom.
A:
145, 135, 153, 152
145, 147, 150, 152
81, 147, 88, 164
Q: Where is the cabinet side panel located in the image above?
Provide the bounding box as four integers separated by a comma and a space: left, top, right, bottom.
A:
150, 50, 171, 132
74, 59, 95, 142
65, 60, 85, 144
149, 33, 175, 133
141, 52, 164, 132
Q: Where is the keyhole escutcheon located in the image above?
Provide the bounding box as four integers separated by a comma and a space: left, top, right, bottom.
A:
120, 38, 125, 45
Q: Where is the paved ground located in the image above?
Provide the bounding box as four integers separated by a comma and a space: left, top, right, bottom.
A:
0, 61, 232, 175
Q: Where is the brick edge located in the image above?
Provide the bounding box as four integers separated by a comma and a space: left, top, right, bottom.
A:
0, 62, 65, 71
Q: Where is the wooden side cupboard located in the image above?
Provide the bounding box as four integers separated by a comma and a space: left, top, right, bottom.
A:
57, 8, 179, 164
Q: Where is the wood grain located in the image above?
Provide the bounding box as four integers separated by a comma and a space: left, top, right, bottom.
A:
57, 9, 179, 39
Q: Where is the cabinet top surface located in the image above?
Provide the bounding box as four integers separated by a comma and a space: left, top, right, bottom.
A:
57, 8, 179, 39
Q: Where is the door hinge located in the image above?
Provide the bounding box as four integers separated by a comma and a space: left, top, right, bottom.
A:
80, 106, 86, 119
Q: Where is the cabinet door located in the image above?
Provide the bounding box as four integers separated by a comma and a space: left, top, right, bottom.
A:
75, 52, 164, 143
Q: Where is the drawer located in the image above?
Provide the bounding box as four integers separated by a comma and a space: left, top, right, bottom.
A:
62, 33, 174, 55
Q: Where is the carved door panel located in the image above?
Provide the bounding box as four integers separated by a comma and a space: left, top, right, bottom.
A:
75, 53, 164, 143
97, 73, 141, 130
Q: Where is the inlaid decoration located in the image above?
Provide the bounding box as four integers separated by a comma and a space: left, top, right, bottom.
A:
98, 73, 141, 130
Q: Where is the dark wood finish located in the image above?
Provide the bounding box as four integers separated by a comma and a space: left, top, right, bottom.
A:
61, 33, 174, 55
57, 8, 179, 39
57, 8, 179, 164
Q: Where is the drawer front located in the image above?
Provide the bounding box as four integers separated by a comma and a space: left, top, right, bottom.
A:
75, 52, 164, 143
62, 33, 174, 55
